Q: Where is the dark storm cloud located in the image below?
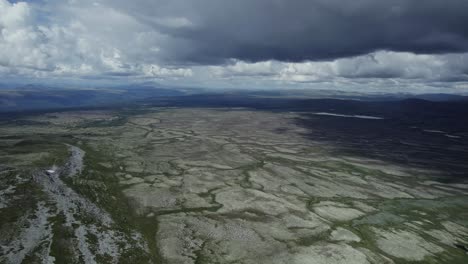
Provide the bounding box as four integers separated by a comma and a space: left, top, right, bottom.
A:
108, 0, 468, 64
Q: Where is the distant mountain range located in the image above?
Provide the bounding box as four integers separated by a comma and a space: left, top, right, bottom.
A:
0, 83, 467, 113
0, 85, 188, 112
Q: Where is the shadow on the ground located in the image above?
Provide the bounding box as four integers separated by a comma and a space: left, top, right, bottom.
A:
148, 95, 468, 182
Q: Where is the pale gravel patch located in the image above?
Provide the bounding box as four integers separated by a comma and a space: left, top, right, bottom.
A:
174, 160, 233, 170
87, 225, 136, 263
0, 185, 15, 209
330, 227, 361, 242
352, 201, 377, 213
368, 181, 414, 199
293, 243, 370, 264
315, 201, 348, 207
313, 205, 365, 222
157, 214, 290, 264
354, 212, 405, 226
0, 202, 53, 264
442, 221, 468, 239
32, 145, 148, 263
75, 226, 97, 264
273, 146, 298, 154
357, 248, 395, 264
119, 177, 145, 185
279, 184, 307, 196
425, 229, 461, 246
216, 188, 306, 216
373, 228, 444, 261
123, 183, 179, 212
64, 145, 85, 177
34, 164, 113, 227
128, 117, 161, 126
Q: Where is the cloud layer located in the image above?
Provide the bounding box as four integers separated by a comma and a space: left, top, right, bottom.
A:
107, 0, 468, 63
1, 0, 468, 92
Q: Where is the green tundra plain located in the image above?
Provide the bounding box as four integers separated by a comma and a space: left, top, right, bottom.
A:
1, 107, 467, 264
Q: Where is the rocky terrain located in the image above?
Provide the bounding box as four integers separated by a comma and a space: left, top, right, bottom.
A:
0, 107, 467, 263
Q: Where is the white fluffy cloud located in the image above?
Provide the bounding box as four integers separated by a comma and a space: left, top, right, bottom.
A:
0, 0, 46, 70
210, 51, 468, 84
0, 0, 191, 80
0, 0, 468, 93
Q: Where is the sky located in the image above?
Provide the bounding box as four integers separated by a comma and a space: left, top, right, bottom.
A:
1, 0, 468, 93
